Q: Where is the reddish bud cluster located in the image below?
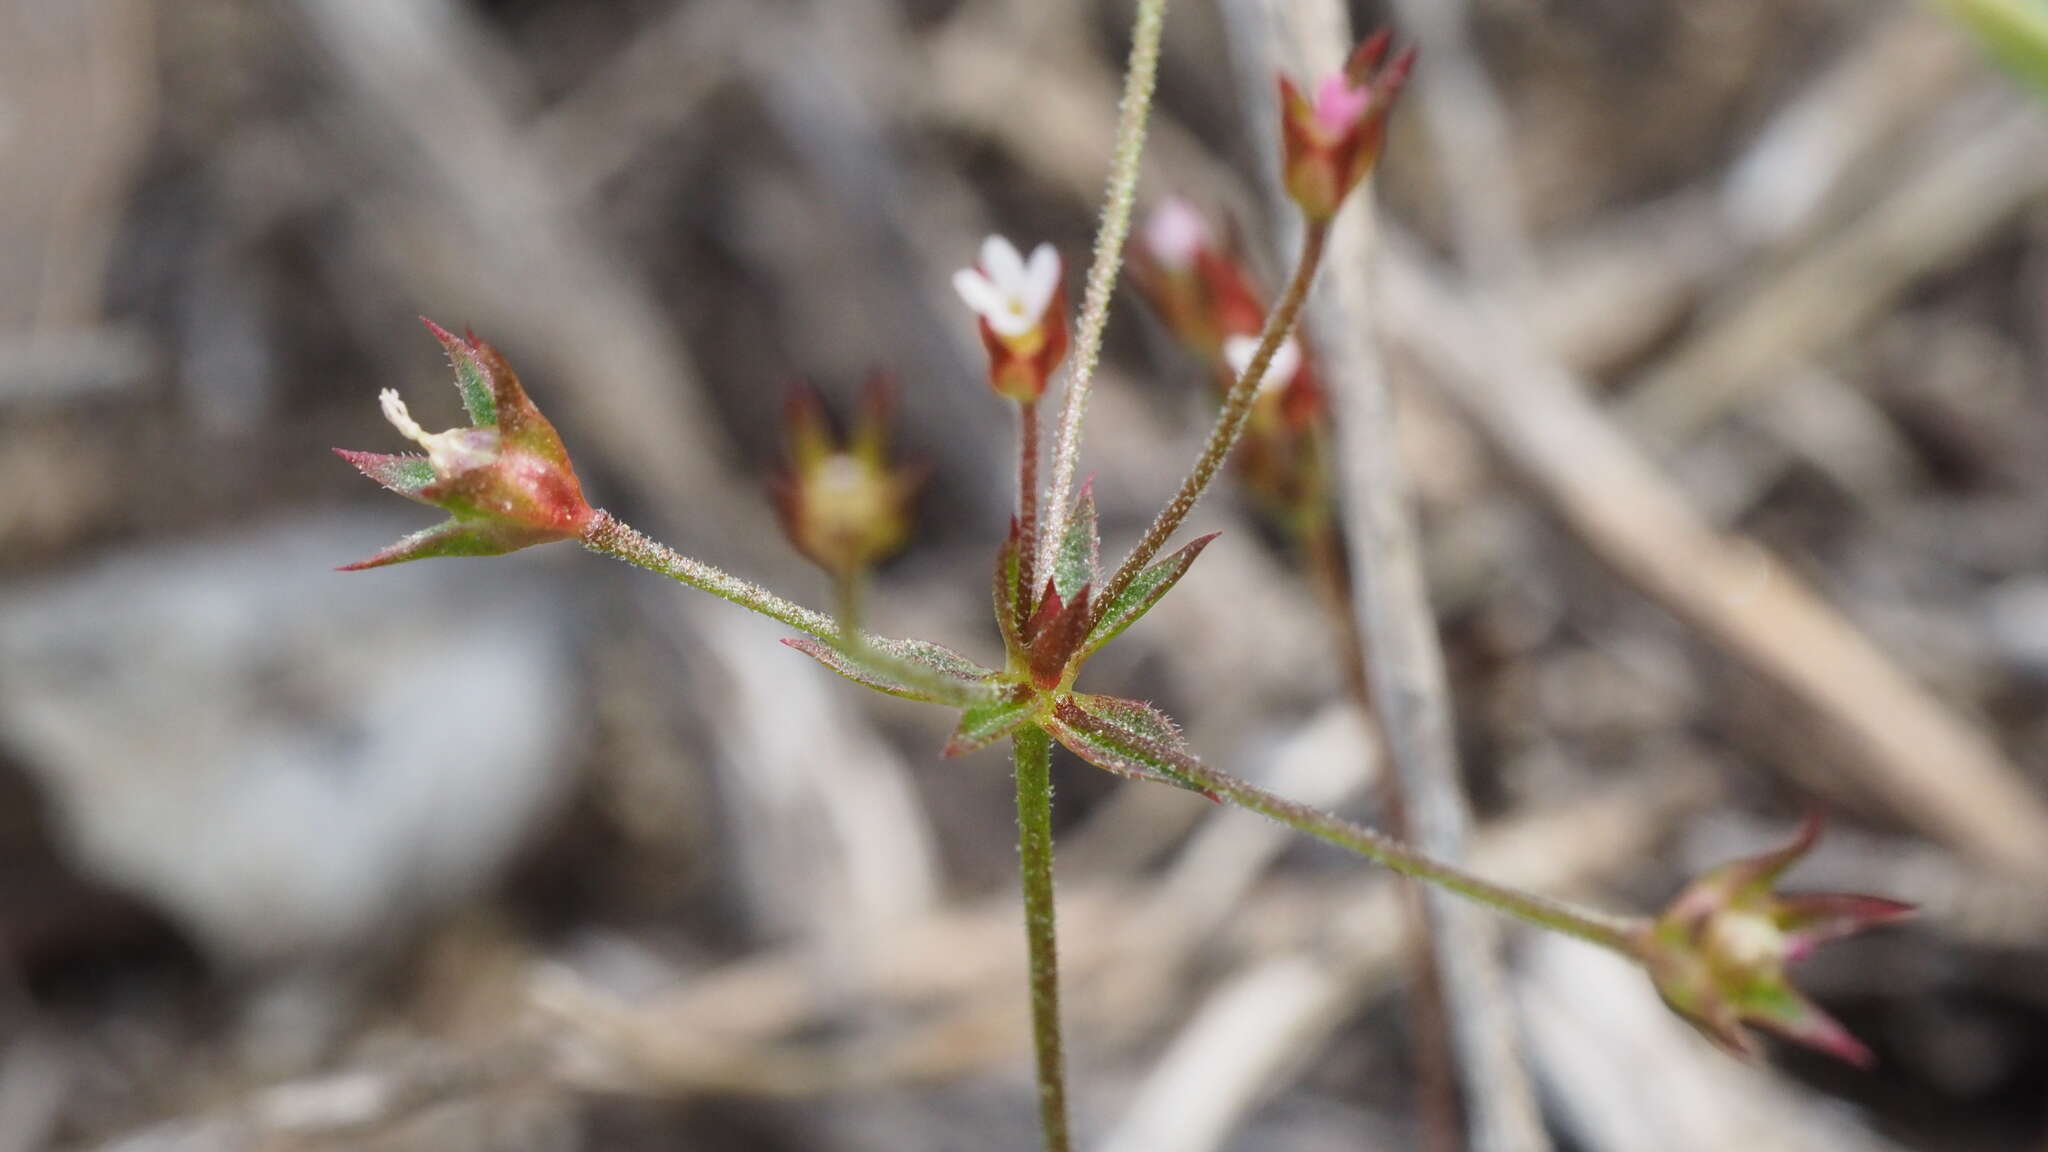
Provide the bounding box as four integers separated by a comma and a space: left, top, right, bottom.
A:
1278, 30, 1415, 223
336, 320, 594, 569
1130, 198, 1330, 531
1637, 813, 1914, 1067
769, 376, 919, 578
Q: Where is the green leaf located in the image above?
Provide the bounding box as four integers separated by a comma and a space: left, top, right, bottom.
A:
1045, 695, 1214, 798
1052, 479, 1101, 601
993, 520, 1026, 655
943, 688, 1039, 757
782, 636, 997, 703
1933, 0, 2048, 96
1081, 532, 1219, 660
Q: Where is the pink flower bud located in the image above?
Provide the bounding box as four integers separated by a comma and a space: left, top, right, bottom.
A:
1278, 30, 1415, 222
336, 320, 594, 569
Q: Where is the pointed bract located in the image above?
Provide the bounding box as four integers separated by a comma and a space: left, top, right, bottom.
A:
1046, 695, 1215, 799
1052, 479, 1101, 602
1082, 532, 1220, 659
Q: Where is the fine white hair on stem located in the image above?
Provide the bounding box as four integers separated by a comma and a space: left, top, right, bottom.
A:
953, 236, 1062, 338
1037, 0, 1173, 584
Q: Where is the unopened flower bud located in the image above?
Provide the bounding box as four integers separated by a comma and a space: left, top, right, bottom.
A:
953, 235, 1069, 402
1636, 813, 1914, 1067
1129, 198, 1266, 361
336, 320, 594, 569
1278, 30, 1415, 222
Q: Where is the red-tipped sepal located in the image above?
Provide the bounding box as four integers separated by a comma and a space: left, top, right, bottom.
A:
1636, 812, 1913, 1068
336, 320, 594, 569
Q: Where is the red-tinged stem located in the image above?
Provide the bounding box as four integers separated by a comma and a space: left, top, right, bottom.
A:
1017, 400, 1042, 603
1093, 221, 1330, 628
1012, 724, 1072, 1152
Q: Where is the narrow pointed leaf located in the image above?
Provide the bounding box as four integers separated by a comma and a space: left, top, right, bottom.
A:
335, 449, 437, 502
943, 688, 1038, 757
1082, 532, 1219, 659
781, 636, 997, 703
994, 519, 1026, 654
1052, 479, 1100, 601
1046, 696, 1213, 798
422, 317, 496, 426
1776, 893, 1916, 959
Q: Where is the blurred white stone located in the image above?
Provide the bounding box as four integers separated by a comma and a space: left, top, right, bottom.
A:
0, 514, 579, 965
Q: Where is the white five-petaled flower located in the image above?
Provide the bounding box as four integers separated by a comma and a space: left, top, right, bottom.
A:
1224, 334, 1303, 396
953, 235, 1061, 339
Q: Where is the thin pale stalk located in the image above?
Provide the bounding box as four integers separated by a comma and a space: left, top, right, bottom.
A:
1017, 400, 1042, 600
1038, 0, 1172, 584
583, 511, 985, 706
1060, 706, 1643, 953
1012, 725, 1072, 1152
1094, 222, 1330, 625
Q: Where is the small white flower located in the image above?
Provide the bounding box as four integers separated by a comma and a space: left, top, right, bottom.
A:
1224, 334, 1303, 396
952, 235, 1061, 339
1143, 197, 1209, 271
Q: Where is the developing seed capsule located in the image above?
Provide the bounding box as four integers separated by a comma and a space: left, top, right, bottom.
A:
336, 320, 594, 569
1636, 813, 1913, 1066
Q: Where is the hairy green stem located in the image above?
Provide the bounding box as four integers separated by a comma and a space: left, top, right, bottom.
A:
1012, 725, 1071, 1152
1094, 221, 1331, 625
1039, 0, 1172, 585
1059, 705, 1643, 953
582, 511, 986, 706
584, 510, 840, 639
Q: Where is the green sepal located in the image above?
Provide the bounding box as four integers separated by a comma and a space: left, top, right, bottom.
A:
943, 686, 1039, 757
1052, 479, 1101, 602
335, 450, 437, 503
1045, 694, 1214, 798
1081, 532, 1219, 660
781, 636, 999, 703
423, 317, 497, 426
338, 516, 554, 570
